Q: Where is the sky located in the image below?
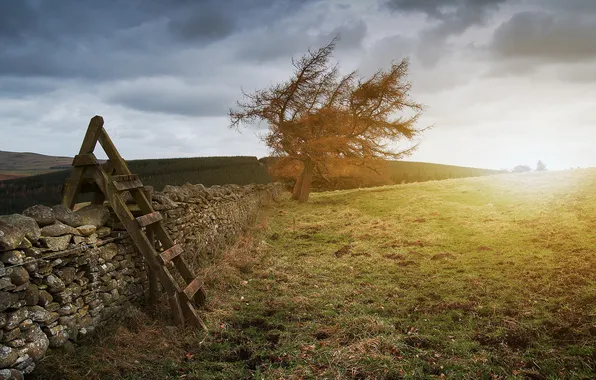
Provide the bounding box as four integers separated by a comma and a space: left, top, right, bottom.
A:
0, 0, 594, 171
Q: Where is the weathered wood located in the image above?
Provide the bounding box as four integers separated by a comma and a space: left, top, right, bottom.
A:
62, 117, 104, 208
112, 174, 139, 182
159, 244, 183, 265
91, 169, 178, 295
174, 254, 206, 305
97, 128, 131, 175
136, 211, 163, 228
146, 224, 160, 305
62, 116, 208, 327
113, 179, 144, 192
73, 154, 99, 167
183, 300, 208, 330
169, 293, 185, 326
80, 116, 104, 153
183, 276, 204, 300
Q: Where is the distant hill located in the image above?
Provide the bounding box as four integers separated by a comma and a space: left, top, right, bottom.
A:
0, 150, 74, 172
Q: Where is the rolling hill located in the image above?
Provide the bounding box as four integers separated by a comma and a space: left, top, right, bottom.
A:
0, 150, 73, 178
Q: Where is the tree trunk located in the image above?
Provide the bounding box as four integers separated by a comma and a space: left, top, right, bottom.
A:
297, 161, 314, 203
292, 164, 306, 200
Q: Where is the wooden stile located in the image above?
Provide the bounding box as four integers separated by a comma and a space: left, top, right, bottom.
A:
62, 115, 207, 329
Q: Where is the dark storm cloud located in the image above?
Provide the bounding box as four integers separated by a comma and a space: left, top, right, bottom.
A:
0, 0, 316, 80
489, 11, 596, 62
384, 0, 506, 35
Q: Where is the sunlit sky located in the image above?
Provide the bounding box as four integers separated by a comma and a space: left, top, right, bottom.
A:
1, 0, 594, 171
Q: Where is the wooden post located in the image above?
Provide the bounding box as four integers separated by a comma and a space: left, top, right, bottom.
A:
62, 116, 104, 208
144, 187, 160, 305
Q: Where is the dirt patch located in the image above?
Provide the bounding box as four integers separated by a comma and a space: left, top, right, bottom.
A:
430, 252, 456, 260
384, 253, 405, 260
334, 245, 352, 258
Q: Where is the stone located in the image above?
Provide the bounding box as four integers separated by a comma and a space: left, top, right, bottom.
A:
45, 326, 69, 348
75, 225, 96, 237
3, 328, 21, 342
5, 340, 25, 349
57, 304, 77, 316
53, 284, 81, 304
43, 274, 65, 293
17, 319, 33, 331
152, 193, 178, 210
22, 247, 42, 259
85, 233, 98, 245
0, 278, 12, 291
74, 205, 109, 227
40, 222, 79, 237
0, 346, 18, 368
45, 312, 59, 325
54, 267, 76, 286
22, 324, 49, 361
0, 292, 18, 312
22, 259, 37, 275
12, 354, 34, 374
0, 215, 41, 243
5, 309, 28, 330
36, 260, 51, 276
0, 250, 24, 266
51, 205, 84, 228
77, 305, 89, 318
0, 222, 25, 252
16, 239, 31, 250
0, 313, 6, 328
40, 235, 71, 252
26, 306, 50, 323
23, 284, 39, 306
0, 368, 24, 380
96, 226, 111, 238
22, 205, 55, 227
9, 267, 29, 286
99, 243, 118, 261
37, 290, 53, 307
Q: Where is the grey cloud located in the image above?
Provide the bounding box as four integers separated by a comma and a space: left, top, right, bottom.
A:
236, 19, 367, 63
384, 0, 506, 66
384, 0, 506, 33
490, 11, 596, 62
103, 79, 236, 117
0, 77, 60, 99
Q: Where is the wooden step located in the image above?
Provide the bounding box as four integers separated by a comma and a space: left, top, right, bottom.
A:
112, 174, 143, 192
183, 276, 204, 300
159, 244, 183, 265
72, 153, 99, 167
136, 211, 163, 228
183, 301, 207, 330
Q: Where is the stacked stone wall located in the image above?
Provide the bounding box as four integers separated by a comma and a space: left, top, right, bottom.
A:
0, 182, 284, 378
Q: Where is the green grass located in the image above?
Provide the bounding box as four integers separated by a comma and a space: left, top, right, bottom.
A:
35, 169, 596, 379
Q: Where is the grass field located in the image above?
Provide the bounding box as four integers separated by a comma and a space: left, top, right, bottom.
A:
35, 169, 596, 379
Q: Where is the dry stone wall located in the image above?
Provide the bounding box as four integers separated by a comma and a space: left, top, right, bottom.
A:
0, 182, 284, 379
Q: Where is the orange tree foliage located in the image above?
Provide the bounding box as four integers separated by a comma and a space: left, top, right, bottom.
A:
230, 36, 427, 202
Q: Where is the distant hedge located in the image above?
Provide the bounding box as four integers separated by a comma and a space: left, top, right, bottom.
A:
0, 156, 271, 214
0, 156, 505, 214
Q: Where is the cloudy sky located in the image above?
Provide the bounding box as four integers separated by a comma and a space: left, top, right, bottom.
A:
1, 0, 594, 170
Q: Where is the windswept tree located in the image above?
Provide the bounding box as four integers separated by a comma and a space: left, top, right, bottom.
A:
536, 160, 547, 171
229, 36, 427, 202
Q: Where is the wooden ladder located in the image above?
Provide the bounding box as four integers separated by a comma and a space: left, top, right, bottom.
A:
62, 115, 207, 329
